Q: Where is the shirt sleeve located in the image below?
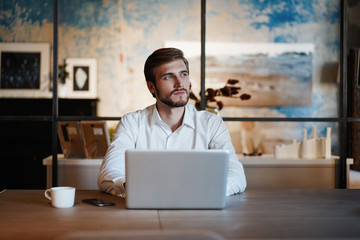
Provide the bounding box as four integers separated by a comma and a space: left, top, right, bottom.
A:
208, 116, 247, 196
97, 113, 138, 197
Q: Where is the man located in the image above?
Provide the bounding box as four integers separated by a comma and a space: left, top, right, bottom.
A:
98, 48, 246, 197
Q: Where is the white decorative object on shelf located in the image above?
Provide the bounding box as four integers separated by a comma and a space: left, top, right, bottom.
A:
322, 127, 332, 159
240, 130, 250, 155
274, 139, 300, 159
275, 125, 332, 159
301, 126, 319, 159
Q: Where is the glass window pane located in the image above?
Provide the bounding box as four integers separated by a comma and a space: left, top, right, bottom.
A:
58, 0, 201, 118
205, 0, 341, 118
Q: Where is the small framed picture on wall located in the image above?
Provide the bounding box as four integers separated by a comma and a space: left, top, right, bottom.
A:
0, 42, 51, 98
64, 58, 97, 99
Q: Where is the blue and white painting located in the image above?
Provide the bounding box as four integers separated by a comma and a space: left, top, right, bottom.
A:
168, 41, 314, 106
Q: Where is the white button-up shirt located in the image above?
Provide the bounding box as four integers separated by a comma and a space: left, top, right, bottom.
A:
98, 104, 247, 197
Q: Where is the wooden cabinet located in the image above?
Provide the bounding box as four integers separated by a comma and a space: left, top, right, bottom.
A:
0, 98, 97, 189
239, 154, 353, 189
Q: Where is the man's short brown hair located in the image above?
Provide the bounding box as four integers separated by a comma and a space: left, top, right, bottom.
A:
144, 47, 189, 85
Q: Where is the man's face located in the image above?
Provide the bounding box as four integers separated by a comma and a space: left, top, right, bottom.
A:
149, 59, 190, 108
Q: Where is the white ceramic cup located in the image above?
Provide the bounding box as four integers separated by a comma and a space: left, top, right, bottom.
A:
44, 186, 76, 208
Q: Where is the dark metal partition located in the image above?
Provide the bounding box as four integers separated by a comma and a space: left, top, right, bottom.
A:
50, 0, 350, 188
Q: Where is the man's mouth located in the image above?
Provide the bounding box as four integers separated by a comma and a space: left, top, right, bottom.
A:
172, 88, 188, 95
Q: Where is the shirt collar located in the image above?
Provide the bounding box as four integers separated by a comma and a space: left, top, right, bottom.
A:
150, 104, 195, 130
183, 104, 195, 129
150, 104, 162, 126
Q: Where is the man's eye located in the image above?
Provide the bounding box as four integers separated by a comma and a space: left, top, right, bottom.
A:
164, 75, 172, 80
182, 72, 188, 77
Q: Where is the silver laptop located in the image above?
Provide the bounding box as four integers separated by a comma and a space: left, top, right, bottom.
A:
125, 150, 229, 209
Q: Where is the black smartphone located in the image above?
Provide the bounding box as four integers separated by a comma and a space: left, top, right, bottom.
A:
82, 198, 115, 207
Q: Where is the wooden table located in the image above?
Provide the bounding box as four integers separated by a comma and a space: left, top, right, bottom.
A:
1, 189, 360, 240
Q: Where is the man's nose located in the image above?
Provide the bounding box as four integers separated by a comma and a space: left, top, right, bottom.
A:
173, 75, 183, 87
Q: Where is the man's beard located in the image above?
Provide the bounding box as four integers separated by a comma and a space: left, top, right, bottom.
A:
156, 88, 190, 107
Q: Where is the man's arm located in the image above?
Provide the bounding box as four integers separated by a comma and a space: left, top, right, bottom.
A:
97, 113, 138, 197
208, 117, 247, 196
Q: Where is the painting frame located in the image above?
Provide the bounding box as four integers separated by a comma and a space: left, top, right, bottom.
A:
62, 58, 97, 99
80, 121, 110, 159
165, 41, 314, 107
0, 42, 51, 98
57, 121, 86, 158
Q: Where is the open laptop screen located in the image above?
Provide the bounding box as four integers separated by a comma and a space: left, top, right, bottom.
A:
125, 150, 229, 209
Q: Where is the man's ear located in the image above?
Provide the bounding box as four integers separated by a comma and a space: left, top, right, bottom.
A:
146, 81, 156, 97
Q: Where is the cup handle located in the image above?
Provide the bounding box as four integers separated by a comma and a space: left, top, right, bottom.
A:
44, 189, 51, 200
